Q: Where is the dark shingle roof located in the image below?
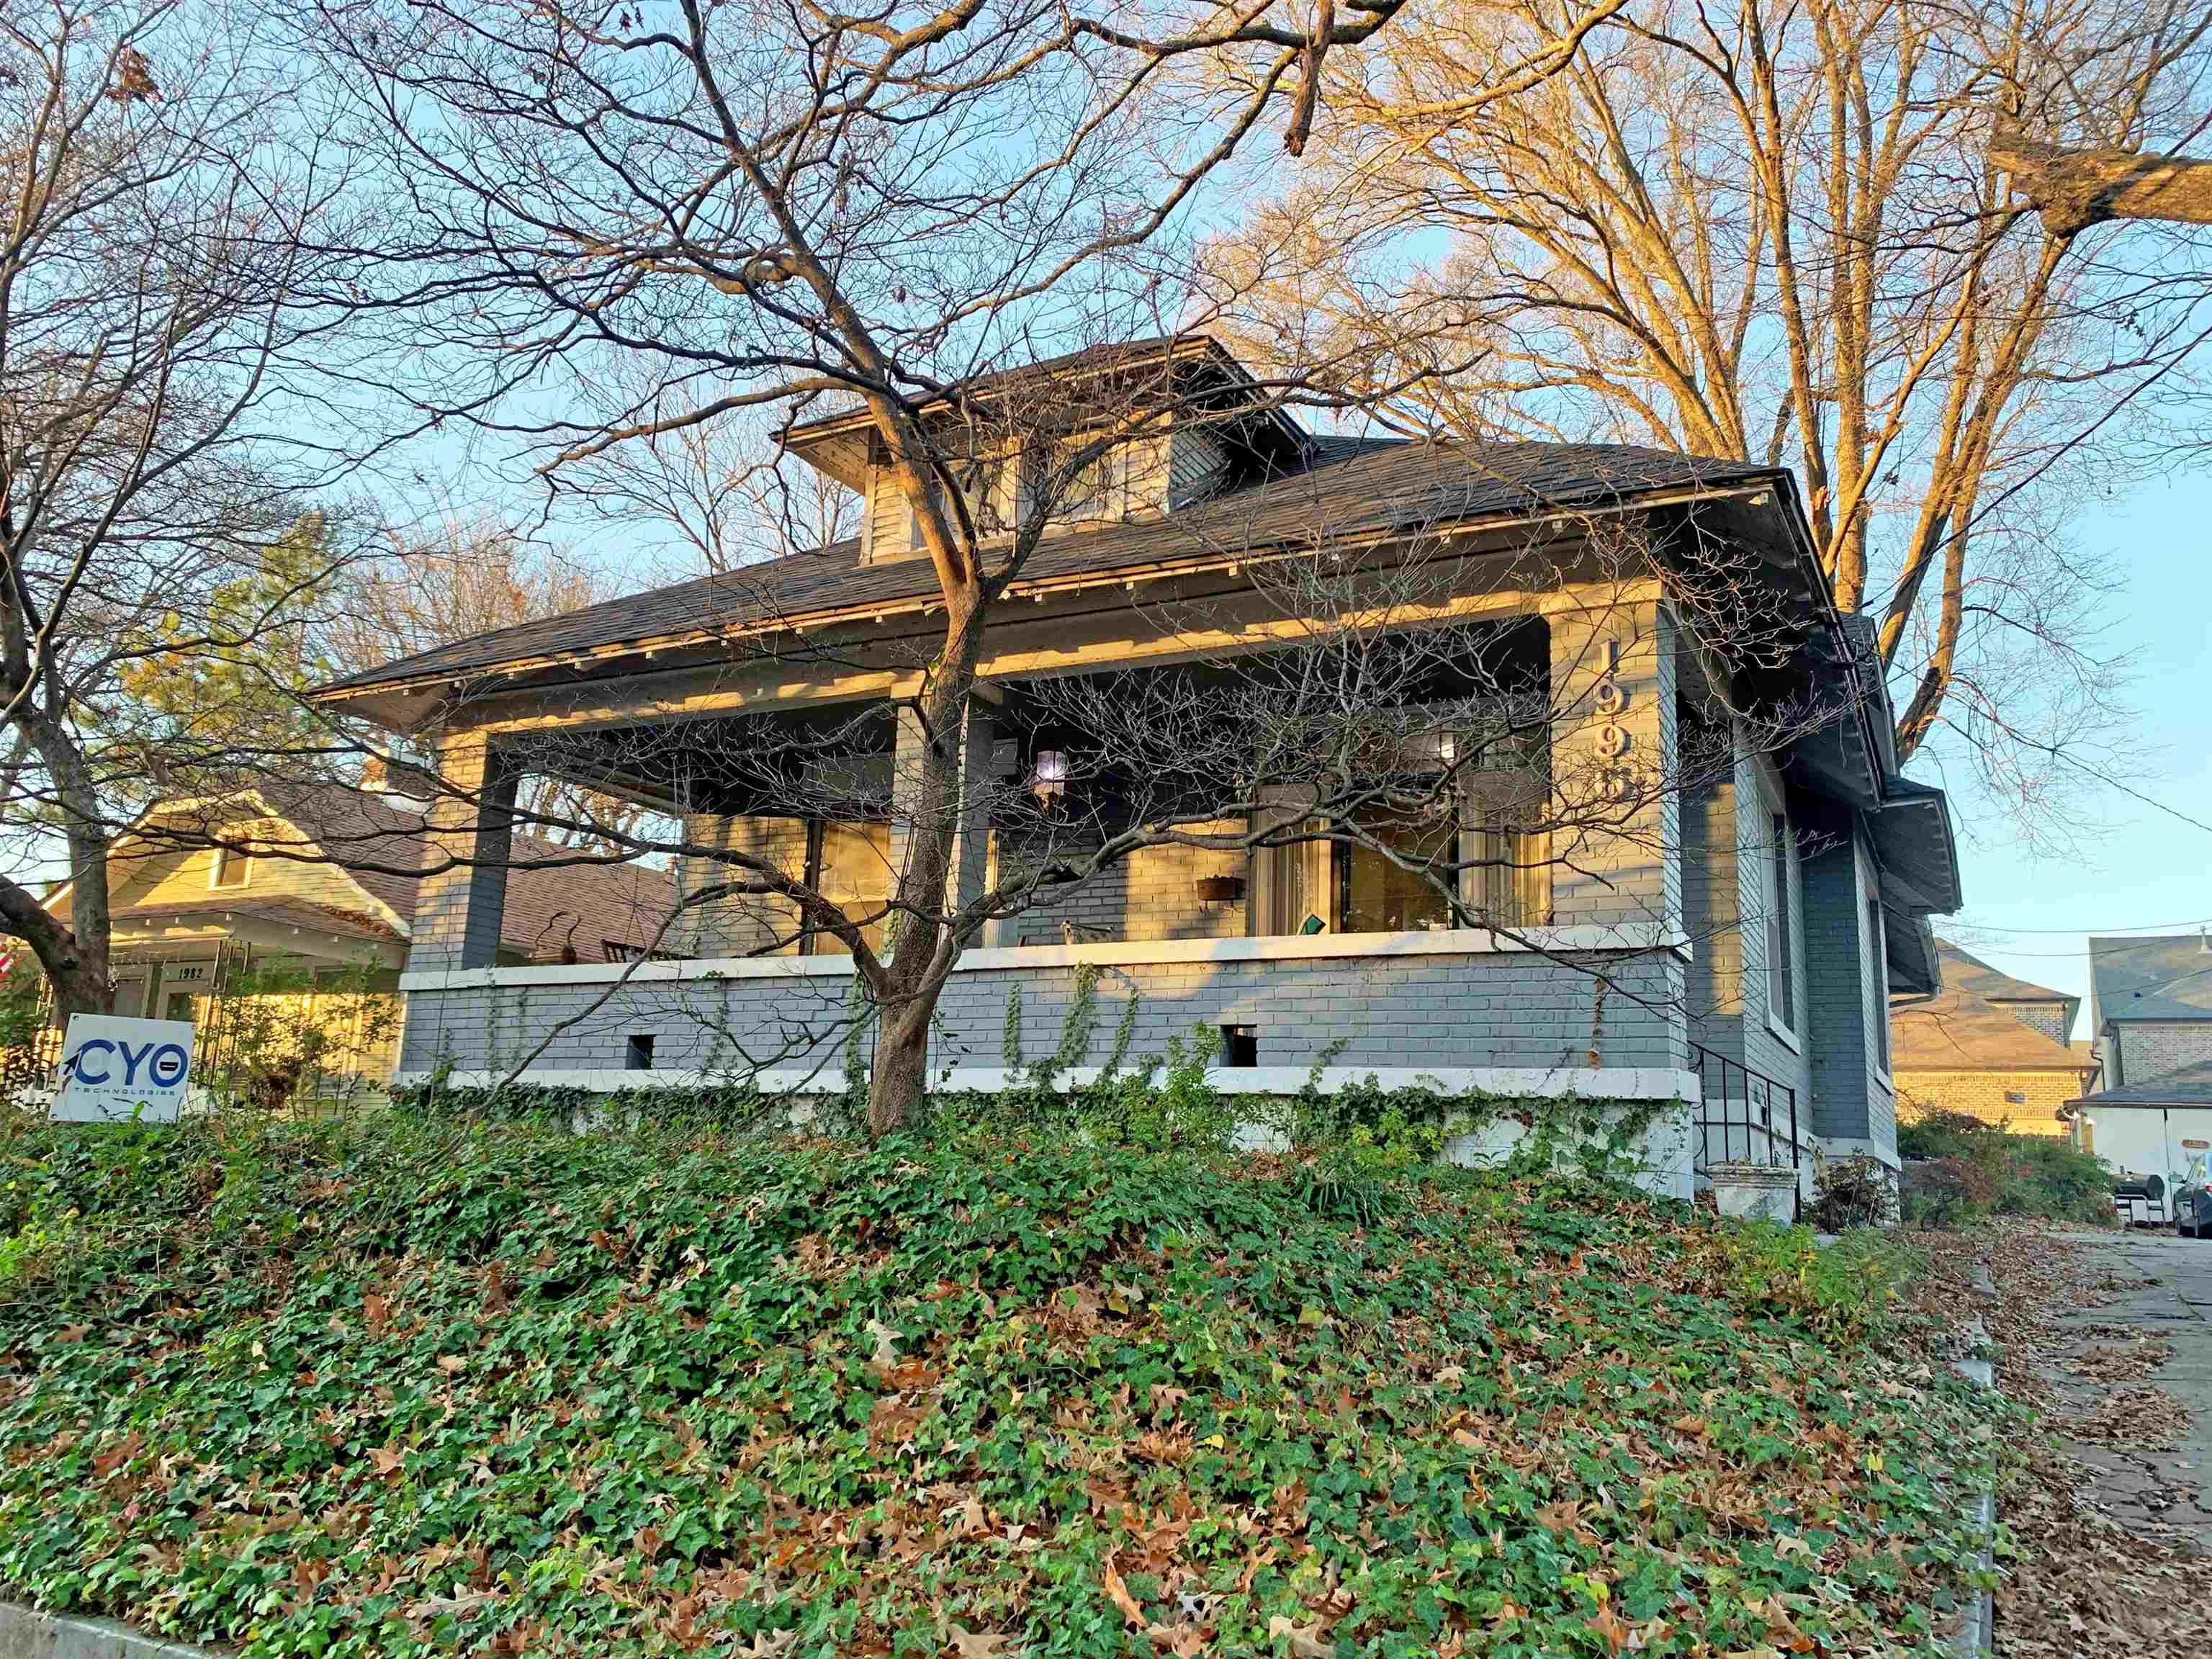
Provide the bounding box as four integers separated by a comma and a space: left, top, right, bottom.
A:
1892, 943, 2087, 1071
1943, 944, 2077, 1012
319, 439, 1781, 696
2090, 935, 2212, 1025
2084, 1059, 2212, 1106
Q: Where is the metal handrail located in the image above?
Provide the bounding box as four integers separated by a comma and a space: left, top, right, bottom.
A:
1689, 1040, 1802, 1171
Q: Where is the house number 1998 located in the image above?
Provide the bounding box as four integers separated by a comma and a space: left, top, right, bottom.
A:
1596, 637, 1634, 799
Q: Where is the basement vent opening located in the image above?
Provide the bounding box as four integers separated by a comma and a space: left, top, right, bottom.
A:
626, 1034, 656, 1072
1220, 1025, 1258, 1068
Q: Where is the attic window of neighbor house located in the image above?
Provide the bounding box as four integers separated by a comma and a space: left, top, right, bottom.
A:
209, 848, 250, 889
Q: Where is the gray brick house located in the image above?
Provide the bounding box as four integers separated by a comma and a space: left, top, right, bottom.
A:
2086, 934, 2212, 1091
312, 336, 1959, 1192
2071, 935, 2212, 1183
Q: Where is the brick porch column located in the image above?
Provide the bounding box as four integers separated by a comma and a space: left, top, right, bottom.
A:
886, 689, 999, 935
405, 731, 520, 974
1544, 587, 1688, 1069
1545, 587, 1681, 932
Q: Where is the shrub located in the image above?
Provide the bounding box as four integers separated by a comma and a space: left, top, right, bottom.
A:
1897, 1110, 2110, 1226
1807, 1154, 1890, 1230
1703, 1217, 1925, 1342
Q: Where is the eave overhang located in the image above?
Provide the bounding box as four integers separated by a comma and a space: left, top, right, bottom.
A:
310, 475, 1789, 730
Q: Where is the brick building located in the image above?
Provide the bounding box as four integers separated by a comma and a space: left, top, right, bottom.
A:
2071, 935, 2212, 1182
2086, 934, 2212, 1089
307, 336, 1961, 1190
1890, 943, 2095, 1137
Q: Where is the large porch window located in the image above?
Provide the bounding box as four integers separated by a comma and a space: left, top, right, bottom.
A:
1261, 806, 1550, 936
1256, 734, 1552, 938
1337, 809, 1458, 933
804, 819, 893, 956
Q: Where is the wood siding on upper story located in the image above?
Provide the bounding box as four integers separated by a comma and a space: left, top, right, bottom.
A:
858, 419, 1233, 567
87, 829, 395, 928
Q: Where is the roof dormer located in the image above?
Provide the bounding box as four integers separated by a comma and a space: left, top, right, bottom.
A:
783, 335, 1308, 565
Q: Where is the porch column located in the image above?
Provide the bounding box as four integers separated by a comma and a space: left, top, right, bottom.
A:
1545, 587, 1682, 932
887, 689, 999, 935
1544, 588, 1688, 1070
406, 731, 520, 974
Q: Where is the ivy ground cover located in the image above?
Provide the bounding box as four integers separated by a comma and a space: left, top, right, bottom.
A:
0, 1115, 1997, 1656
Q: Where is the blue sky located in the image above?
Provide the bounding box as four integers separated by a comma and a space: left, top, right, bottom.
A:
1931, 469, 2212, 1035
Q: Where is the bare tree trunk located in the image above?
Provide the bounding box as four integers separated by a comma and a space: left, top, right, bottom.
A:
1992, 125, 2212, 235
866, 593, 990, 1134
867, 1001, 934, 1136
0, 878, 104, 1016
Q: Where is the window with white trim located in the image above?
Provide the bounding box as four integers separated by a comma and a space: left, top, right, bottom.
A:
1866, 895, 1891, 1074
1764, 809, 1797, 1034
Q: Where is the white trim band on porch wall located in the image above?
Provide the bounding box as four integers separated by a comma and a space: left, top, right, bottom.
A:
387, 1064, 1703, 1102
396, 924, 1691, 994
0, 1601, 212, 1658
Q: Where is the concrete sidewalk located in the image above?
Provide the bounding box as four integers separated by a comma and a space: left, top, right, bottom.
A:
2041, 1228, 2212, 1545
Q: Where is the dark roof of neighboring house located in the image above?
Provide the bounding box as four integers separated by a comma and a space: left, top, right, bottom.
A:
2089, 934, 2212, 1025
1943, 944, 2080, 1015
94, 785, 677, 965
2078, 1058, 2212, 1107
1892, 943, 2089, 1072
256, 781, 437, 925
318, 437, 1784, 696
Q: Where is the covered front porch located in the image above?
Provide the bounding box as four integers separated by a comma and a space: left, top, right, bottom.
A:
390, 571, 1703, 1092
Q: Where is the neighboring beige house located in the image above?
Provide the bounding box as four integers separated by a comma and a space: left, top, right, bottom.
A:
1891, 943, 2095, 1138
43, 781, 676, 1093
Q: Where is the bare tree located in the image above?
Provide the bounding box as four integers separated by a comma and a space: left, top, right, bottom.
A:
1198, 0, 2212, 835
300, 0, 1635, 1129
328, 512, 606, 671
326, 511, 664, 847
0, 0, 361, 1015
558, 377, 860, 577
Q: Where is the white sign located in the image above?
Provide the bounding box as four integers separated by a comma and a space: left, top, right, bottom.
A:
52, 1015, 196, 1124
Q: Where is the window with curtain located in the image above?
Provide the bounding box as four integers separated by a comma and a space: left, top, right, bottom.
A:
1254, 708, 1554, 938
1336, 808, 1460, 933
1256, 786, 1551, 937
1460, 750, 1551, 931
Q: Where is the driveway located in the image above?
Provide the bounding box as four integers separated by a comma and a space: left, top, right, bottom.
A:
2040, 1228, 2212, 1544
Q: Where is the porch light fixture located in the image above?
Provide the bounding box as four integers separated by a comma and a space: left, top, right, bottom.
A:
1032, 750, 1068, 803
